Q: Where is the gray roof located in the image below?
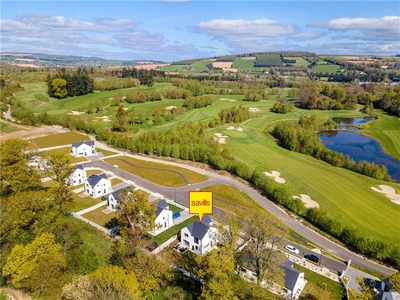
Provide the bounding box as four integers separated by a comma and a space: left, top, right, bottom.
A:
186, 221, 209, 240
86, 173, 108, 186
284, 262, 303, 291
111, 186, 132, 200
201, 214, 212, 225
158, 199, 169, 210
72, 140, 95, 148
75, 165, 84, 170
155, 199, 170, 217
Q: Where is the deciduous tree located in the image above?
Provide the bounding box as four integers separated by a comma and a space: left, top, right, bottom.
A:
117, 188, 156, 251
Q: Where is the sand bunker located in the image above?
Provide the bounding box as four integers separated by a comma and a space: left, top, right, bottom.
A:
371, 185, 400, 205
165, 106, 176, 110
264, 171, 286, 184
219, 98, 236, 102
214, 133, 228, 144
95, 116, 111, 122
248, 107, 260, 112
226, 126, 243, 131
67, 111, 84, 115
293, 194, 320, 208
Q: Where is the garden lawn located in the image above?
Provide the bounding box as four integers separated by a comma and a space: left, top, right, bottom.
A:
41, 146, 86, 163
82, 206, 117, 228
72, 194, 103, 212
104, 156, 208, 187
150, 216, 197, 245
111, 178, 123, 186
32, 131, 89, 148
294, 264, 345, 300
168, 203, 184, 214
220, 115, 400, 246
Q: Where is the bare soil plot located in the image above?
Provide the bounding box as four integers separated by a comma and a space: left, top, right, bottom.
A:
212, 62, 233, 69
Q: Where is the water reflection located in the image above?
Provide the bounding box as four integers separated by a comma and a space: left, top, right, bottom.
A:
319, 118, 400, 182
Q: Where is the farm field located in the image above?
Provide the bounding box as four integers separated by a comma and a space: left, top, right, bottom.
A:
284, 57, 310, 67
311, 64, 340, 73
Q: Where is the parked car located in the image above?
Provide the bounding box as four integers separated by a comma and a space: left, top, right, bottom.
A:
172, 212, 181, 219
285, 244, 300, 254
304, 253, 320, 263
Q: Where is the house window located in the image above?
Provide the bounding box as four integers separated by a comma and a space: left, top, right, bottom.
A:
195, 246, 199, 251
194, 237, 199, 244
183, 240, 189, 246
184, 233, 189, 238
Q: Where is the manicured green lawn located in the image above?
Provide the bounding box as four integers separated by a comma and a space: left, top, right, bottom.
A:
150, 216, 197, 245
32, 131, 90, 148
168, 203, 184, 214
81, 206, 117, 227
360, 111, 400, 160
105, 156, 208, 187
86, 169, 103, 177
72, 194, 103, 212
294, 264, 345, 300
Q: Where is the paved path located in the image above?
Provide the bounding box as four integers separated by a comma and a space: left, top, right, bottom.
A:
81, 144, 396, 277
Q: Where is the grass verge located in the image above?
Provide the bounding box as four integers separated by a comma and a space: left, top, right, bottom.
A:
105, 156, 208, 187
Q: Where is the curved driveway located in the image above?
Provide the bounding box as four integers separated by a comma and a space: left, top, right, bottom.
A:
83, 154, 396, 276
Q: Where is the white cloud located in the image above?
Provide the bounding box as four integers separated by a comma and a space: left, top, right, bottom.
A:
309, 16, 400, 41
289, 31, 324, 42
195, 18, 297, 52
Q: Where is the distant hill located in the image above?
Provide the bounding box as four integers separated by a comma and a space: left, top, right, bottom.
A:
0, 52, 168, 68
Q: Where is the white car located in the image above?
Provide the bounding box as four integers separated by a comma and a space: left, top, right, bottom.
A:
285, 245, 300, 255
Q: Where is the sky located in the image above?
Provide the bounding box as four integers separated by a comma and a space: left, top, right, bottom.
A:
1, 1, 399, 62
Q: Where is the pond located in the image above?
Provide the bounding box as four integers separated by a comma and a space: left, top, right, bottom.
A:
319, 117, 400, 182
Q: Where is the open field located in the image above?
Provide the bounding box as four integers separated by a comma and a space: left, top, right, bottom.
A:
160, 64, 186, 72
105, 156, 208, 187
32, 131, 89, 148
283, 57, 310, 67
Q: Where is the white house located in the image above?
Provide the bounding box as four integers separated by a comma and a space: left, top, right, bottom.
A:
71, 141, 96, 157
380, 278, 400, 300
180, 218, 217, 255
283, 261, 306, 299
107, 186, 132, 210
85, 173, 111, 198
152, 199, 173, 235
68, 165, 87, 186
